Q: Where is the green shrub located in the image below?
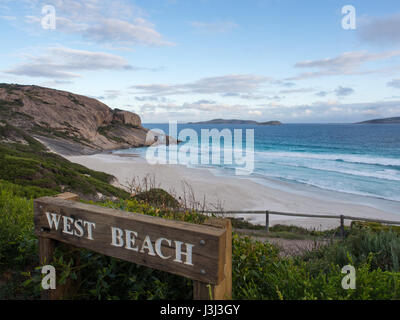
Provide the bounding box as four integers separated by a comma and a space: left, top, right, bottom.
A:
352, 221, 400, 234
92, 198, 206, 225
48, 246, 192, 300
133, 188, 180, 208
0, 184, 37, 272
303, 230, 400, 273
0, 132, 129, 199
232, 234, 400, 300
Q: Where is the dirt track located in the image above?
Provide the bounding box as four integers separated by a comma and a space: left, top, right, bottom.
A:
235, 229, 332, 257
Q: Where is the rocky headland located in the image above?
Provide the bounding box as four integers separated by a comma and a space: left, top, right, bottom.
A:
0, 83, 159, 155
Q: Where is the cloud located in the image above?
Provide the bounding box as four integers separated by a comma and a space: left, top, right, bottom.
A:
334, 86, 354, 97
137, 101, 248, 117
221, 92, 240, 97
315, 91, 328, 97
135, 96, 170, 103
387, 79, 400, 89
289, 50, 400, 80
279, 82, 296, 87
312, 100, 400, 121
253, 100, 400, 123
189, 21, 238, 34
184, 74, 271, 94
96, 90, 124, 100
313, 87, 354, 98
195, 99, 216, 104
40, 79, 74, 87
358, 13, 400, 45
83, 18, 174, 46
248, 110, 262, 116
238, 94, 267, 100
139, 101, 248, 114
220, 92, 281, 100
53, 16, 89, 33
130, 74, 272, 96
21, 0, 173, 47
4, 47, 134, 79
137, 98, 400, 123
279, 88, 314, 94
1, 15, 17, 21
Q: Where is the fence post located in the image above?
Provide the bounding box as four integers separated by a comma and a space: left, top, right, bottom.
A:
265, 211, 269, 233
340, 215, 345, 239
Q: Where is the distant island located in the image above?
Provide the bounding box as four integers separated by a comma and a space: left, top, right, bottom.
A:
188, 119, 282, 125
356, 117, 400, 124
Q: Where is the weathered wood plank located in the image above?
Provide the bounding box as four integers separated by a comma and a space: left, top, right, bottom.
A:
34, 196, 227, 284
39, 193, 80, 300
193, 218, 232, 300
54, 192, 80, 201
39, 237, 57, 300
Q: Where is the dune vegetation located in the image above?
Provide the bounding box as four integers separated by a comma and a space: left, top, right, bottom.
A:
0, 122, 129, 200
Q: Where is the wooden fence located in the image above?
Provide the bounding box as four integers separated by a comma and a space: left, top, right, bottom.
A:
197, 209, 400, 238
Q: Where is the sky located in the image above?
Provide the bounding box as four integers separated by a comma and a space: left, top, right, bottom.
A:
1, 0, 400, 123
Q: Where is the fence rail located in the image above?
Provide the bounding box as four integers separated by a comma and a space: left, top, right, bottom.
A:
194, 210, 400, 238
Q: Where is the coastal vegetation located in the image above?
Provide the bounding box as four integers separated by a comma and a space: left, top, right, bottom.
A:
0, 123, 129, 200
133, 188, 180, 209
1, 170, 400, 299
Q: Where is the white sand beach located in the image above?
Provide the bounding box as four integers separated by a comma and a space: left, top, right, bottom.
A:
66, 153, 400, 230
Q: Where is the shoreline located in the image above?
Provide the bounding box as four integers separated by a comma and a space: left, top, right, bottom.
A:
65, 153, 400, 230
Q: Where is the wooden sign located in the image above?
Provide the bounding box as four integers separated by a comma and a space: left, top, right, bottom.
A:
34, 196, 228, 285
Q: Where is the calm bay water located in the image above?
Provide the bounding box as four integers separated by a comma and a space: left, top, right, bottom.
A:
119, 123, 400, 203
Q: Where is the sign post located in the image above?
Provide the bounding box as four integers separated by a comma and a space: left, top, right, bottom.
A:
34, 194, 232, 300
38, 192, 79, 300
193, 218, 232, 300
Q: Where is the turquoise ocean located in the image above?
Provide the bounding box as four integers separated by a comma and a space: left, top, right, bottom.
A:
115, 123, 400, 204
